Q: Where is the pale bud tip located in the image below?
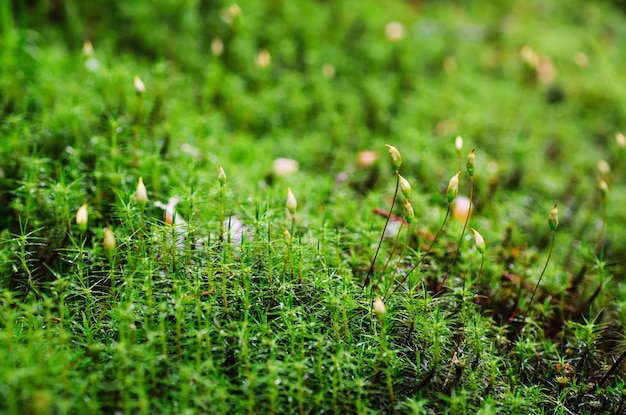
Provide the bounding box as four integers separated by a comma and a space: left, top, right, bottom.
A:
103, 227, 116, 259
385, 144, 402, 172
373, 296, 386, 321
399, 175, 411, 199
286, 188, 297, 216
470, 228, 486, 254
218, 165, 227, 184
403, 198, 415, 223
283, 227, 291, 242
82, 40, 94, 56
255, 49, 271, 69
455, 136, 463, 152
597, 160, 610, 176
548, 203, 559, 231
76, 204, 88, 233
136, 177, 148, 206
447, 171, 461, 203
211, 38, 224, 56
466, 149, 476, 177
134, 76, 145, 94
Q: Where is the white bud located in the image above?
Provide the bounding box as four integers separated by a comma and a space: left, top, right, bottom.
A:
455, 136, 463, 152
134, 76, 145, 94
374, 296, 386, 321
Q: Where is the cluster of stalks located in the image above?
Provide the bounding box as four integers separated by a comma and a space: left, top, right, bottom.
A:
365, 139, 569, 342
364, 140, 486, 304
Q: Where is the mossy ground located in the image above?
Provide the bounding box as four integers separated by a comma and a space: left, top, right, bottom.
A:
1, 1, 626, 413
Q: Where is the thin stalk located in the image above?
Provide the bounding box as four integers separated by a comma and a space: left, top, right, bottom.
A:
267, 226, 274, 293
596, 214, 606, 263
387, 204, 451, 300
290, 214, 296, 240
362, 175, 400, 290
381, 322, 395, 407
219, 181, 226, 243
521, 229, 556, 325
599, 347, 626, 386
221, 244, 228, 311
371, 302, 394, 407
382, 221, 412, 300
109, 119, 119, 177
290, 216, 297, 281
441, 176, 474, 290
282, 228, 293, 280
589, 187, 608, 313
132, 86, 145, 168
375, 221, 405, 292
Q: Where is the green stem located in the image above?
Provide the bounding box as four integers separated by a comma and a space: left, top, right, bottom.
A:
282, 231, 293, 280
478, 253, 485, 284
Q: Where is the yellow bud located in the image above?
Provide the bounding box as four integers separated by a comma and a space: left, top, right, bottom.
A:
470, 228, 485, 254
218, 165, 227, 184
76, 204, 88, 233
466, 149, 476, 177
136, 177, 148, 206
103, 227, 116, 261
373, 296, 386, 322
385, 144, 402, 173
447, 171, 461, 203
283, 227, 291, 242
403, 198, 414, 223
399, 175, 411, 199
286, 188, 297, 216
548, 203, 559, 231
